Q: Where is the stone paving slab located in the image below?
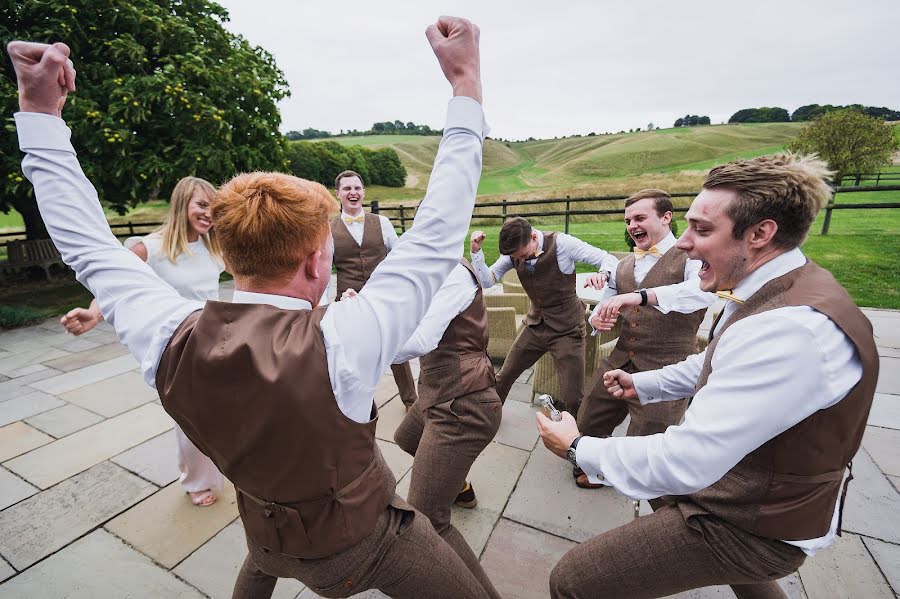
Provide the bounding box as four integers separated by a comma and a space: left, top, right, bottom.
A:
876, 357, 900, 394
798, 533, 894, 598
24, 403, 104, 438
0, 391, 64, 426
374, 397, 406, 443
0, 368, 63, 403
174, 518, 304, 599
842, 446, 900, 544
2, 364, 56, 379
29, 354, 139, 395
105, 481, 238, 568
0, 461, 156, 571
480, 517, 576, 599
299, 587, 386, 599
50, 337, 104, 353
665, 573, 806, 598
60, 371, 159, 417
0, 466, 37, 511
506, 381, 535, 404
110, 429, 180, 487
4, 403, 174, 489
862, 425, 900, 477
0, 529, 204, 599
494, 400, 540, 451
0, 559, 11, 584
868, 393, 900, 430
376, 439, 414, 482
0, 346, 70, 377
373, 375, 399, 408
862, 537, 900, 596
42, 342, 129, 373
504, 444, 634, 543
0, 421, 53, 462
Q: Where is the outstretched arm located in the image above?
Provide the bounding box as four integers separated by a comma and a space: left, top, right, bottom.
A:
10, 41, 200, 387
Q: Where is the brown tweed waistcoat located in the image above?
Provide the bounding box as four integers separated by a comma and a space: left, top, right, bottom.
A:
330, 212, 389, 296
516, 232, 585, 333
679, 260, 879, 541
607, 248, 706, 370
417, 259, 495, 410
156, 302, 395, 558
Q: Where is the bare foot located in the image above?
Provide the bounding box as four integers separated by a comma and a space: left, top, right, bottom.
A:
188, 490, 216, 507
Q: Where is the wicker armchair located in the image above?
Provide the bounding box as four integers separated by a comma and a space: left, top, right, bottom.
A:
501, 270, 521, 285
502, 280, 525, 294
487, 307, 524, 361
610, 251, 633, 260
530, 312, 620, 408
484, 292, 530, 314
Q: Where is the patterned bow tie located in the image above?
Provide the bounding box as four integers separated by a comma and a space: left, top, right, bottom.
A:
715, 290, 745, 304
633, 246, 661, 259
343, 215, 365, 224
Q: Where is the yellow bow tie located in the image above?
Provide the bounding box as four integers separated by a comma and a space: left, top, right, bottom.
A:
343, 215, 365, 224
532, 250, 543, 259
634, 246, 661, 259
715, 290, 745, 304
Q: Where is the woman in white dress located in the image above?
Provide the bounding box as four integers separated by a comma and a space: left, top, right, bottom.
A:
60, 176, 225, 506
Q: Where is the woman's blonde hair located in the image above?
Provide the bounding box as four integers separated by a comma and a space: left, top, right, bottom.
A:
156, 177, 222, 263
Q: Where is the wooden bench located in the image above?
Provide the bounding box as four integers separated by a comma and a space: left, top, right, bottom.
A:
0, 239, 68, 283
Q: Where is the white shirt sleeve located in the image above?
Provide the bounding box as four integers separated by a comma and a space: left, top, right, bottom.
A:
557, 233, 618, 275
471, 249, 512, 289
320, 97, 488, 423
393, 263, 478, 363
576, 307, 863, 498
15, 113, 202, 388
631, 351, 706, 403
380, 215, 399, 252
651, 259, 718, 314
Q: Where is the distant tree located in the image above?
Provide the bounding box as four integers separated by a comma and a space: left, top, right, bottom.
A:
372, 122, 386, 132
1, 0, 290, 239
393, 120, 405, 130
285, 130, 303, 141
284, 141, 323, 182
647, 122, 654, 131
793, 104, 900, 122
368, 148, 407, 187
788, 109, 899, 183
698, 116, 711, 125
674, 117, 684, 128
728, 107, 790, 123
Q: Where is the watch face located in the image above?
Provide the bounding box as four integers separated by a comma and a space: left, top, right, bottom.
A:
567, 447, 577, 467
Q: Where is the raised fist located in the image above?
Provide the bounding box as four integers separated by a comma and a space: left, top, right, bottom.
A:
7, 41, 76, 117
470, 231, 486, 254
425, 16, 482, 103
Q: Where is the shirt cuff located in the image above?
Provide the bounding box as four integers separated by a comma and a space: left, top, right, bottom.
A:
650, 285, 674, 314
576, 436, 613, 487
471, 249, 486, 263
15, 112, 75, 153
632, 371, 663, 405
445, 97, 490, 141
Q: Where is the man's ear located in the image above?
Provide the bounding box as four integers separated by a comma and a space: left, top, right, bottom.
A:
304, 250, 322, 279
747, 219, 778, 249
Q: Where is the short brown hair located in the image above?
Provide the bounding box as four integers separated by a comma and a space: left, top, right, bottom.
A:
499, 217, 533, 255
703, 153, 833, 249
625, 189, 673, 217
212, 172, 337, 285
335, 170, 363, 190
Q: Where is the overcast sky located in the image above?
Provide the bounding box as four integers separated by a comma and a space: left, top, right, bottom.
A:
214, 0, 899, 140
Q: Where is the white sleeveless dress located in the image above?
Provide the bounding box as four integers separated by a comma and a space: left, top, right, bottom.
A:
127, 234, 225, 493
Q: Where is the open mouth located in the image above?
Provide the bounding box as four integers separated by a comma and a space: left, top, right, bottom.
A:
698, 259, 710, 276
631, 230, 647, 243
197, 218, 211, 228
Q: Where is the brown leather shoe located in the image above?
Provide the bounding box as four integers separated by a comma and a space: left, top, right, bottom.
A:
455, 481, 477, 508
572, 466, 584, 479
575, 473, 604, 489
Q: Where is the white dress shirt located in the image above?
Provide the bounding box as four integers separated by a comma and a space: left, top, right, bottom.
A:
337, 211, 399, 250
577, 248, 863, 555
393, 262, 478, 363
471, 230, 618, 289
589, 233, 716, 329
17, 96, 488, 426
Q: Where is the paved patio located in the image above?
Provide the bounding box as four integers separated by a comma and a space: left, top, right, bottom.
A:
0, 282, 898, 598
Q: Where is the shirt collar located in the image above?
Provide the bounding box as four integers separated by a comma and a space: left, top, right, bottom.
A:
533, 229, 544, 257
341, 210, 365, 220
232, 290, 312, 311
653, 232, 677, 255
732, 247, 807, 301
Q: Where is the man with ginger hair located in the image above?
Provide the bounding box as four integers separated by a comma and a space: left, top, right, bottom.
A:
10, 17, 499, 599
536, 154, 878, 598
329, 169, 419, 410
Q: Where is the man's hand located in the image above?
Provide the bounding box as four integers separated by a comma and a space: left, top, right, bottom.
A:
340, 289, 359, 301
425, 16, 482, 103
60, 306, 101, 336
583, 271, 608, 290
535, 410, 580, 459
7, 41, 76, 117
603, 369, 637, 400
470, 231, 486, 254
589, 311, 618, 332
597, 292, 641, 322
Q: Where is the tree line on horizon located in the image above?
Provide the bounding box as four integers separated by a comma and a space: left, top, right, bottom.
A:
285, 120, 441, 140
285, 142, 407, 188
728, 104, 900, 124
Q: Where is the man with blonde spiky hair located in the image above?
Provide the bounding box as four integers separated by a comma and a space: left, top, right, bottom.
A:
10, 16, 502, 599
537, 154, 879, 598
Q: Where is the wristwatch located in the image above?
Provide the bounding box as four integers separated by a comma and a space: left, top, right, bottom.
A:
567, 435, 583, 468
636, 288, 648, 306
